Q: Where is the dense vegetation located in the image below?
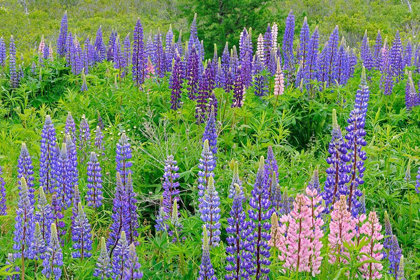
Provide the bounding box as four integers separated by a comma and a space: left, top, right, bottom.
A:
0, 1, 419, 279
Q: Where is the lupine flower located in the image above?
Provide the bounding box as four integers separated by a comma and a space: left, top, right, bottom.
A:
247, 156, 271, 278
333, 38, 349, 85
202, 106, 217, 155
95, 126, 105, 154
358, 212, 383, 279
383, 211, 393, 252
122, 34, 131, 77
323, 109, 350, 212
281, 188, 293, 215
170, 50, 183, 110
389, 235, 402, 277
132, 18, 146, 86
116, 133, 132, 188
240, 29, 253, 88
65, 112, 76, 144
228, 161, 242, 198
390, 31, 403, 81
200, 176, 221, 247
373, 31, 383, 68
403, 39, 412, 68
81, 69, 88, 91
416, 166, 420, 193
263, 24, 273, 68
66, 134, 78, 190
282, 10, 295, 71
124, 243, 143, 279
51, 194, 65, 241
195, 68, 210, 124
187, 44, 199, 100
112, 231, 130, 279
42, 223, 63, 280
0, 37, 6, 67
225, 184, 251, 279
57, 12, 68, 57
268, 212, 285, 252
306, 187, 324, 276
273, 59, 284, 96
232, 67, 244, 108
253, 55, 268, 97
380, 38, 394, 95
361, 30, 374, 70
94, 237, 112, 279
405, 76, 419, 111
54, 143, 72, 209
198, 225, 217, 280
107, 173, 128, 257
256, 34, 264, 65
161, 155, 180, 220
72, 202, 93, 259
31, 222, 46, 261
86, 152, 103, 207
155, 196, 168, 232
328, 195, 356, 264
9, 36, 19, 88
318, 27, 339, 87
94, 26, 106, 63
397, 255, 405, 280
198, 139, 216, 202
165, 25, 174, 72
0, 166, 6, 215
35, 187, 53, 243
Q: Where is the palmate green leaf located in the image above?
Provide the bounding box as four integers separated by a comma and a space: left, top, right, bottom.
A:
0, 265, 15, 276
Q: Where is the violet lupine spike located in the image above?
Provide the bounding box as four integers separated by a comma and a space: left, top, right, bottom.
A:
228, 161, 242, 198
18, 143, 35, 206
334, 38, 349, 85
200, 176, 221, 247
198, 225, 217, 280
9, 36, 19, 88
79, 114, 90, 162
319, 26, 339, 88
170, 51, 183, 110
405, 76, 419, 111
388, 234, 402, 278
65, 134, 78, 192
153, 30, 165, 78
42, 223, 63, 280
361, 30, 374, 70
264, 146, 279, 201
72, 202, 93, 259
125, 173, 140, 245
390, 31, 403, 81
161, 155, 180, 219
232, 67, 244, 108
416, 166, 420, 194
202, 106, 217, 155
123, 34, 131, 78
155, 196, 168, 232
308, 169, 321, 194
0, 37, 6, 67
299, 17, 310, 79
95, 126, 105, 154
35, 187, 54, 244
240, 31, 253, 88
397, 255, 405, 280
253, 56, 268, 97
94, 26, 106, 63
13, 177, 35, 269
373, 30, 383, 68
195, 68, 210, 124
54, 143, 72, 210
107, 173, 128, 258
165, 25, 174, 72
32, 222, 46, 261
65, 112, 76, 144
221, 42, 230, 88
263, 24, 273, 69
403, 39, 412, 68
116, 132, 133, 188
282, 10, 295, 71
225, 184, 251, 279
380, 38, 394, 95
247, 156, 271, 278
40, 115, 57, 194
383, 211, 393, 251
187, 44, 199, 100
51, 193, 65, 242
43, 42, 49, 60
132, 18, 146, 86
112, 231, 130, 279
198, 139, 216, 200
0, 166, 6, 215
107, 31, 117, 61
124, 243, 143, 279
57, 12, 68, 57
86, 152, 103, 208
94, 237, 112, 279
113, 36, 125, 76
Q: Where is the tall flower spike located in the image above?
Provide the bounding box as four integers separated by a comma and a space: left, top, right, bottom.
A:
95, 126, 105, 154
132, 18, 146, 86
40, 115, 57, 194
200, 176, 221, 247
124, 243, 143, 279
72, 202, 93, 259
388, 235, 402, 277
57, 12, 68, 57
112, 231, 130, 279
231, 67, 244, 108
186, 44, 199, 100
32, 222, 46, 261
42, 223, 63, 280
197, 139, 216, 200
228, 161, 242, 198
65, 112, 76, 144
116, 133, 133, 188
51, 194, 65, 241
94, 237, 112, 279
397, 255, 405, 280
162, 155, 180, 218
86, 152, 103, 208
125, 173, 139, 245
390, 31, 403, 81
17, 143, 35, 206
247, 156, 271, 278
416, 166, 420, 194
35, 186, 54, 243
79, 114, 90, 162
198, 225, 217, 280
306, 186, 324, 276
202, 106, 217, 155
0, 166, 7, 215
9, 36, 19, 88
54, 143, 72, 210
282, 10, 295, 71
273, 59, 284, 96
0, 37, 6, 67
170, 50, 183, 110
405, 76, 419, 111
225, 184, 251, 279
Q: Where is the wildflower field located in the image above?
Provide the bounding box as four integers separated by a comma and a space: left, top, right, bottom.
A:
0, 1, 420, 279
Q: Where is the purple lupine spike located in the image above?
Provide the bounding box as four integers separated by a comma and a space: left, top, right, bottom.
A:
65, 112, 76, 144
306, 26, 319, 94
231, 67, 244, 108
345, 69, 369, 217
125, 173, 139, 245
132, 18, 146, 86
54, 143, 72, 209
94, 237, 112, 279
112, 231, 130, 279
415, 166, 420, 194
79, 114, 90, 162
228, 161, 242, 198
221, 42, 230, 88
51, 193, 65, 242
198, 225, 217, 280
65, 134, 78, 191
403, 39, 413, 68
383, 211, 393, 253
165, 25, 174, 72
308, 170, 321, 194
40, 115, 57, 194
389, 235, 402, 278
94, 126, 105, 154
380, 38, 394, 95
161, 155, 180, 219
154, 30, 165, 77
195, 68, 210, 124
97, 111, 104, 130
9, 36, 19, 88
43, 42, 49, 60
230, 46, 239, 78
65, 32, 73, 65
225, 185, 251, 279
187, 44, 199, 100
264, 146, 279, 202
123, 34, 131, 78
107, 173, 129, 258
202, 106, 217, 155
107, 31, 117, 61
263, 24, 273, 69
72, 202, 93, 259
113, 36, 125, 76
361, 30, 374, 70
0, 166, 6, 215
35, 187, 54, 244
81, 69, 88, 91
224, 67, 234, 94
124, 243, 143, 279
18, 143, 35, 206
86, 152, 103, 208
84, 38, 94, 68
94, 26, 106, 63
282, 10, 295, 71
247, 157, 271, 278
155, 197, 168, 232
253, 55, 268, 97
390, 31, 403, 81
373, 31, 383, 68
0, 37, 6, 67
299, 17, 310, 76
188, 13, 203, 61
31, 222, 46, 262
146, 33, 155, 65
334, 38, 349, 85
57, 12, 68, 57
116, 132, 133, 187
322, 110, 351, 213
197, 140, 216, 214
200, 176, 221, 247
13, 177, 35, 277
42, 223, 63, 280
170, 50, 183, 110
215, 58, 224, 88
240, 31, 253, 88
318, 26, 339, 87
405, 76, 419, 111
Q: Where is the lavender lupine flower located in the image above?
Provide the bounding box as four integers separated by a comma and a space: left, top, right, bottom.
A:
389, 235, 402, 278
170, 51, 183, 110
380, 38, 394, 95
200, 176, 221, 247
57, 12, 68, 57
35, 187, 54, 243
383, 211, 393, 252
94, 126, 105, 154
79, 114, 90, 162
345, 70, 369, 216
373, 31, 383, 68
9, 36, 19, 88
54, 143, 72, 209
71, 184, 81, 234
132, 19, 146, 86
265, 146, 279, 202
0, 37, 6, 67
282, 10, 295, 71
240, 30, 253, 88
334, 38, 349, 85
0, 166, 6, 215
31, 222, 46, 262
225, 184, 251, 279
164, 25, 174, 72
94, 237, 112, 279
228, 161, 242, 198
116, 133, 133, 188
107, 31, 117, 61
17, 143, 35, 206
94, 26, 106, 63
155, 197, 168, 232
107, 173, 128, 257
405, 76, 419, 111
13, 177, 35, 275
65, 112, 76, 144
361, 30, 374, 70
232, 67, 244, 108
161, 155, 180, 219
198, 225, 217, 280
403, 39, 412, 68
247, 156, 271, 278
202, 106, 217, 155
40, 115, 57, 194
390, 31, 403, 81
51, 194, 65, 241
198, 140, 216, 200
397, 255, 405, 280
187, 44, 200, 100
113, 36, 125, 76
72, 203, 93, 259
81, 69, 88, 91
112, 231, 130, 279
263, 24, 273, 69
124, 243, 143, 279
298, 17, 310, 82
195, 68, 210, 124
42, 224, 63, 280
253, 56, 268, 97
43, 42, 50, 60
188, 14, 202, 59
153, 30, 165, 77
122, 34, 131, 77
86, 152, 103, 208
66, 134, 78, 190
318, 26, 339, 87
416, 166, 420, 194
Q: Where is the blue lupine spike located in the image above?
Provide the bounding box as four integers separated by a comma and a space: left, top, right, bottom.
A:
112, 231, 130, 279
54, 143, 72, 210
0, 37, 6, 67
170, 50, 183, 110
361, 30, 374, 70
17, 143, 35, 206
416, 166, 420, 194
388, 235, 401, 277
195, 67, 210, 124
373, 30, 383, 68
232, 67, 244, 108
264, 146, 279, 201
161, 155, 180, 220
94, 26, 106, 63
31, 222, 46, 261
282, 10, 295, 71
383, 211, 393, 251
124, 243, 143, 279
390, 31, 403, 81
197, 139, 216, 200
228, 161, 242, 198
40, 115, 57, 194
132, 18, 146, 86
51, 193, 65, 242
86, 152, 103, 207
72, 202, 93, 259
116, 132, 133, 188
35, 186, 54, 244
94, 237, 112, 279
198, 225, 217, 280
0, 165, 6, 215
57, 12, 68, 57
187, 44, 199, 100
405, 76, 419, 111
42, 223, 63, 280
199, 176, 221, 247
202, 106, 217, 155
